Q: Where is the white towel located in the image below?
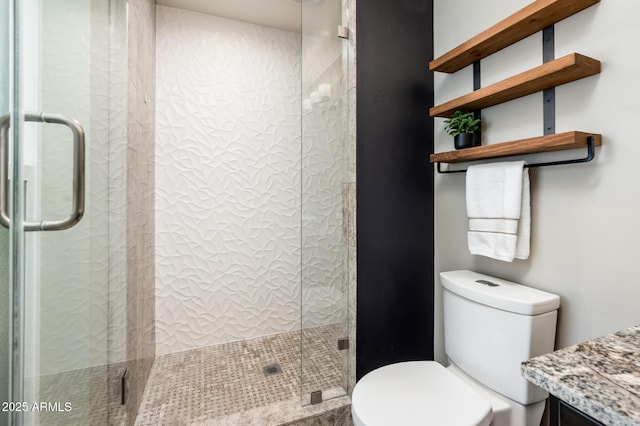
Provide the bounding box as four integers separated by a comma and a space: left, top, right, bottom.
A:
515, 169, 530, 260
466, 161, 530, 262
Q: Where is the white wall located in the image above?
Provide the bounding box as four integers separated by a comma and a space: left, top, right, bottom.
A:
434, 0, 640, 363
155, 6, 303, 355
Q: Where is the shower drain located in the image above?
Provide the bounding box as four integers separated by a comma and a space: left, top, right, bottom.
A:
263, 363, 283, 377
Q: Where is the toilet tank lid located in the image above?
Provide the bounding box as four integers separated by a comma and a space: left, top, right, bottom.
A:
440, 270, 560, 315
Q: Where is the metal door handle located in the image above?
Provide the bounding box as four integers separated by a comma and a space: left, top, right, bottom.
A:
0, 112, 85, 231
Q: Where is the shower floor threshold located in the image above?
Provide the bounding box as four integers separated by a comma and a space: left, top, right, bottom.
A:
135, 324, 349, 425
202, 394, 351, 426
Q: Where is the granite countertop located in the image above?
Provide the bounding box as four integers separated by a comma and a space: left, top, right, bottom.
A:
522, 325, 640, 426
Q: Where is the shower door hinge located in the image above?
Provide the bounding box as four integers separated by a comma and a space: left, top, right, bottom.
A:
337, 26, 349, 39
338, 337, 350, 351
310, 390, 323, 405
121, 369, 129, 405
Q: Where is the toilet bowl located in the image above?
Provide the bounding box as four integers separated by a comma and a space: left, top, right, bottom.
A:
352, 361, 493, 426
446, 363, 546, 426
351, 270, 560, 426
352, 361, 546, 426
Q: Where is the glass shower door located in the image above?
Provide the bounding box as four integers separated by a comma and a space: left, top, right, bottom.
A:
1, 2, 10, 425
300, 0, 350, 405
2, 0, 125, 424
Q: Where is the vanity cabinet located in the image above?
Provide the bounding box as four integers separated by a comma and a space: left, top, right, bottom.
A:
549, 396, 605, 426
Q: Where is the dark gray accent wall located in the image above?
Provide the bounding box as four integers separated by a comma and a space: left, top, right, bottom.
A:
356, 0, 434, 380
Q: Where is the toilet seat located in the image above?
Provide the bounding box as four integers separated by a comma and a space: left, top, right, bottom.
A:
352, 361, 493, 426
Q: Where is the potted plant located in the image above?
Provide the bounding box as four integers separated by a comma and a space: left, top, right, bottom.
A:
443, 110, 481, 149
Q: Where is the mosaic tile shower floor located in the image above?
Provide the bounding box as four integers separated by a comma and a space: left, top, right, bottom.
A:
17, 362, 128, 426
135, 323, 349, 425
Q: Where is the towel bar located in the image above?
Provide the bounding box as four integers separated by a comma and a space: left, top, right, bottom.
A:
436, 136, 595, 174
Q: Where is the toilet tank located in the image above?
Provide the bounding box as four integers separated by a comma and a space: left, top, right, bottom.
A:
440, 270, 560, 406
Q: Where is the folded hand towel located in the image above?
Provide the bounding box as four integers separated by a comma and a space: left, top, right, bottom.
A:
467, 231, 518, 261
466, 161, 525, 219
466, 161, 530, 262
469, 218, 519, 234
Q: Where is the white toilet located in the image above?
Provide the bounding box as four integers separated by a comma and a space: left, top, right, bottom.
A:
351, 270, 560, 426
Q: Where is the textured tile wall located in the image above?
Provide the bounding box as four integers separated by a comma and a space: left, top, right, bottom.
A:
155, 6, 307, 355
126, 0, 156, 423
155, 5, 350, 357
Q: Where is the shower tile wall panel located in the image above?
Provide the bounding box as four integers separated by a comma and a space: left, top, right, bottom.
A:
127, 0, 157, 423
155, 6, 305, 355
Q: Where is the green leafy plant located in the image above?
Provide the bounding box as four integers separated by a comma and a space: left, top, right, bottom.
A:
443, 111, 481, 137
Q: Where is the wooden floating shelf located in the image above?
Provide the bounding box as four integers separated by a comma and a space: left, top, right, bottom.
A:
430, 0, 601, 73
429, 53, 600, 118
430, 131, 601, 164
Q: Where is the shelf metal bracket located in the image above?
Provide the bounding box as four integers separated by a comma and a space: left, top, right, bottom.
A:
543, 25, 555, 135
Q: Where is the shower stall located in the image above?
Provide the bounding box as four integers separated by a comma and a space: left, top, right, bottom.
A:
1, 0, 354, 424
